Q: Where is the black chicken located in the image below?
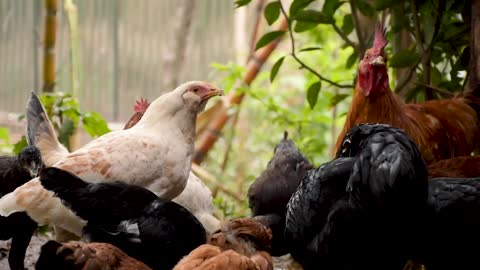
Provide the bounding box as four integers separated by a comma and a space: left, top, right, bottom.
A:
286, 123, 429, 270
415, 177, 480, 270
0, 145, 43, 270
247, 131, 312, 256
39, 167, 207, 270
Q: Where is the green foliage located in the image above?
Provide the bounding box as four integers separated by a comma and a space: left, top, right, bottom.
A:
307, 81, 322, 109
234, 0, 251, 8
390, 49, 419, 68
0, 128, 13, 154
264, 1, 281, 25
270, 56, 285, 82
37, 92, 111, 149
255, 30, 286, 50
206, 0, 473, 217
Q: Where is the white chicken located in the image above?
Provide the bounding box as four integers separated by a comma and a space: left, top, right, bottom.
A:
0, 81, 222, 237
25, 90, 221, 235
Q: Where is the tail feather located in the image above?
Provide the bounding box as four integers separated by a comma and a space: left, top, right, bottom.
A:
26, 91, 69, 166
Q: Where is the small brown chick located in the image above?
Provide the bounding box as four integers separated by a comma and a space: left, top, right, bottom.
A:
173, 218, 273, 270
36, 240, 152, 270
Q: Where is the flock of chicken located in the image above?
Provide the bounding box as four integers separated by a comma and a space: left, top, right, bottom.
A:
0, 25, 480, 270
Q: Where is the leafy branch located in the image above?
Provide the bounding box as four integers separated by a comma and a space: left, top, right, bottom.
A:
278, 2, 353, 90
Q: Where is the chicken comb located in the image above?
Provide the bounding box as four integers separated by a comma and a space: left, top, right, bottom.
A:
373, 23, 388, 51
133, 97, 150, 113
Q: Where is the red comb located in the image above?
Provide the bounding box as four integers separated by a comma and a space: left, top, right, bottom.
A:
373, 23, 388, 51
133, 97, 150, 113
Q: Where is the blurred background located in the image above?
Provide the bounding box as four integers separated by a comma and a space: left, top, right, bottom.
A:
0, 0, 472, 218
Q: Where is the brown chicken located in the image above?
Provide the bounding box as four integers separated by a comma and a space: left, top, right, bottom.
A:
334, 25, 480, 164
36, 240, 152, 270
427, 156, 480, 178
123, 97, 150, 129
174, 218, 273, 270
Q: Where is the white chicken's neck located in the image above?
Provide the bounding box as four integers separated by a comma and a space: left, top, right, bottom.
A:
133, 95, 197, 145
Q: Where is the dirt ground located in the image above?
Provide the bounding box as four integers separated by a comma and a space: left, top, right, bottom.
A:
0, 233, 52, 270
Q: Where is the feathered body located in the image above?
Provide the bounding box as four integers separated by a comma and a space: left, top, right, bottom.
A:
36, 240, 152, 270
287, 124, 429, 270
174, 218, 273, 270
427, 156, 480, 178
417, 177, 480, 269
0, 81, 222, 237
335, 25, 480, 164
0, 145, 43, 270
172, 171, 220, 234
247, 131, 312, 255
24, 90, 220, 235
39, 167, 207, 270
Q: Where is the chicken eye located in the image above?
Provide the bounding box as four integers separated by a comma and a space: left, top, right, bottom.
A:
193, 88, 199, 93
364, 54, 369, 60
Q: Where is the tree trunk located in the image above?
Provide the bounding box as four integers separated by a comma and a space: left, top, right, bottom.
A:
468, 0, 480, 96
163, 0, 195, 90
392, 4, 415, 97
43, 0, 58, 93
349, 0, 378, 57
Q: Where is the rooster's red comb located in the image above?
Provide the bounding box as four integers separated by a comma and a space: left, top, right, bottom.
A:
133, 97, 150, 113
373, 23, 388, 51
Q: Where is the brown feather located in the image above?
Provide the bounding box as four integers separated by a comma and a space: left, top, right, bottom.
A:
428, 156, 480, 178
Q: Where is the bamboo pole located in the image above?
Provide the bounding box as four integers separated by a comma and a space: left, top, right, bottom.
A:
43, 0, 58, 93
193, 16, 288, 164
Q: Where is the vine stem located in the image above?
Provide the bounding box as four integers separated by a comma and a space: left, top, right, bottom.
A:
278, 2, 353, 89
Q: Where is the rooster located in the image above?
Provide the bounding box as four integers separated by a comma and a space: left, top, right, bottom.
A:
247, 131, 312, 256
36, 240, 152, 270
25, 90, 220, 235
427, 156, 480, 178
334, 25, 480, 164
0, 81, 222, 238
174, 218, 273, 270
39, 166, 207, 270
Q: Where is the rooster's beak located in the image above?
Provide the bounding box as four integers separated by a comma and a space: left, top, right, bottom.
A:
370, 55, 385, 66
201, 87, 224, 100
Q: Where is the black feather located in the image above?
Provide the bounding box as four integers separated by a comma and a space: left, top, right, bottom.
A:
0, 145, 42, 270
39, 167, 206, 270
247, 131, 312, 255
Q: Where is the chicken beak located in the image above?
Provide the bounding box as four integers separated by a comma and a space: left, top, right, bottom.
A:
370, 55, 385, 66
201, 87, 224, 100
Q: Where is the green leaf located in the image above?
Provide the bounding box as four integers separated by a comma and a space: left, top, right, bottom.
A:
328, 94, 350, 107
82, 112, 111, 138
293, 9, 334, 24
235, 0, 251, 8
294, 21, 317, 32
374, 0, 396, 10
270, 56, 285, 82
341, 14, 353, 35
0, 128, 10, 145
346, 50, 359, 68
322, 0, 345, 18
264, 1, 281, 25
356, 0, 374, 17
389, 49, 419, 68
58, 119, 75, 147
307, 81, 322, 109
255, 31, 285, 50
299, 47, 322, 52
13, 136, 28, 155
431, 66, 442, 86
289, 0, 314, 17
